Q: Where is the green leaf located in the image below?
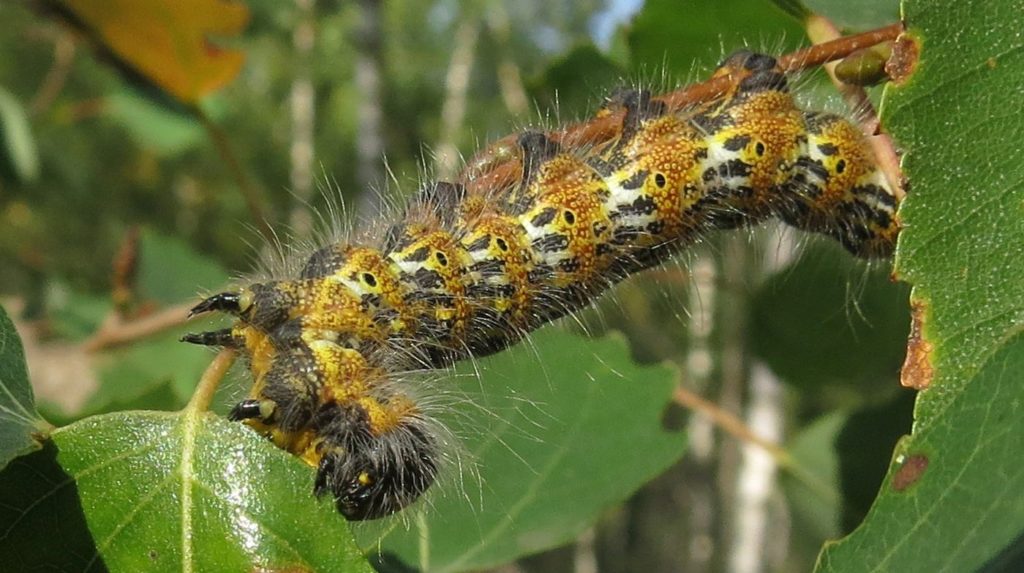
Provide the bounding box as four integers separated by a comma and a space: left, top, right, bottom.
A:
750, 242, 910, 396
783, 412, 845, 568
0, 85, 39, 182
817, 1, 1024, 570
769, 0, 812, 20
137, 229, 230, 305
834, 391, 914, 532
2, 328, 680, 572
89, 331, 209, 414
528, 45, 627, 116
820, 336, 1024, 571
0, 304, 50, 470
785, 412, 846, 541
802, 0, 899, 30
628, 0, 804, 76
365, 328, 686, 572
0, 410, 373, 572
105, 90, 204, 157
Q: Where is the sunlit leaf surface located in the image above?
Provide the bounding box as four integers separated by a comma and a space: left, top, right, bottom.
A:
51, 0, 249, 103
818, 0, 1024, 569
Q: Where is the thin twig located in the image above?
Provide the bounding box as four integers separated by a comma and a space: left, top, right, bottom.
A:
673, 384, 839, 505
110, 226, 140, 316
83, 301, 195, 352
65, 97, 106, 122
805, 16, 905, 200
435, 16, 481, 179
288, 0, 317, 238
191, 105, 275, 241
29, 30, 76, 116
485, 3, 529, 117
673, 385, 791, 467
805, 17, 879, 123
458, 23, 905, 196
353, 0, 386, 218
778, 22, 904, 73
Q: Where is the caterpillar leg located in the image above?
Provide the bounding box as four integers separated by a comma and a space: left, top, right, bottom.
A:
180, 328, 239, 348
228, 398, 277, 422
227, 324, 442, 523
590, 88, 669, 163
231, 321, 337, 442
191, 282, 314, 331
498, 131, 561, 216
713, 49, 783, 87
189, 292, 242, 317
694, 49, 786, 120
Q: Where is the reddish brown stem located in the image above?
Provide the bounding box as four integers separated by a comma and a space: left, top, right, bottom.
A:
805, 16, 905, 200
185, 349, 236, 413
458, 22, 904, 196
673, 386, 790, 465
83, 301, 195, 352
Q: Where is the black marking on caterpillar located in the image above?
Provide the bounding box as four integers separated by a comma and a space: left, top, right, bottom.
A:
184, 51, 901, 521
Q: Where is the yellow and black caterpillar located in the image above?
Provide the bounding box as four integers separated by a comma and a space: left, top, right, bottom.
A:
184, 51, 900, 520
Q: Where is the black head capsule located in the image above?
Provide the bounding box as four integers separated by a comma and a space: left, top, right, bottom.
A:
313, 408, 440, 520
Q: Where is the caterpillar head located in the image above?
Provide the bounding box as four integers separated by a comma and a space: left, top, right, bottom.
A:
313, 403, 440, 520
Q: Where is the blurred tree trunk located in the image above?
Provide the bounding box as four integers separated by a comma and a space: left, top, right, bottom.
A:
354, 0, 384, 217
289, 0, 316, 237
435, 15, 480, 180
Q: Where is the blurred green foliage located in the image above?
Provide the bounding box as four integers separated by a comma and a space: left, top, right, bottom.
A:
0, 0, 605, 294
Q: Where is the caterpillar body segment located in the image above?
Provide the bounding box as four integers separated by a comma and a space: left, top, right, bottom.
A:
778, 112, 900, 257
185, 52, 901, 520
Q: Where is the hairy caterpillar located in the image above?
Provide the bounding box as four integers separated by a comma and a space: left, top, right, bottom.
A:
184, 50, 900, 520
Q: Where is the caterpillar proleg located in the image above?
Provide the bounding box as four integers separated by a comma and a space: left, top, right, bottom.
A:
184, 49, 900, 520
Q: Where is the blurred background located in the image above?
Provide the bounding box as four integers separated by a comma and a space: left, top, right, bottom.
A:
0, 0, 911, 571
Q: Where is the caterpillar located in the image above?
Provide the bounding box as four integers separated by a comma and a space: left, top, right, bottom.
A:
183, 50, 900, 521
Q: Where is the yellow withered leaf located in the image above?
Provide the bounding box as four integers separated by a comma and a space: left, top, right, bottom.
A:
55, 0, 249, 103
